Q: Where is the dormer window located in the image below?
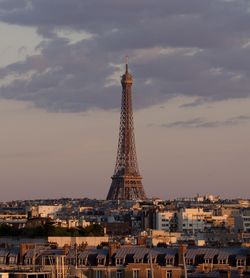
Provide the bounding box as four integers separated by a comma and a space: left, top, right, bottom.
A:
134, 258, 143, 263
166, 258, 173, 265
25, 258, 33, 265
218, 259, 227, 265
116, 258, 124, 265
237, 259, 245, 266
9, 256, 16, 264
186, 258, 193, 265
98, 258, 105, 265
78, 258, 86, 266
205, 259, 212, 264
147, 257, 156, 264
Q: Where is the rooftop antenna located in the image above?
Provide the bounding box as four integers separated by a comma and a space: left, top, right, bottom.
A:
183, 253, 187, 278
149, 229, 154, 278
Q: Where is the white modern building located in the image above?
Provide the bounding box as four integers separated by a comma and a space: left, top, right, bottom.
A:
177, 208, 212, 233
234, 209, 250, 232
29, 205, 63, 219
155, 211, 176, 232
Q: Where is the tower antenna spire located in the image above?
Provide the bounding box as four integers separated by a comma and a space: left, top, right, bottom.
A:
125, 56, 128, 73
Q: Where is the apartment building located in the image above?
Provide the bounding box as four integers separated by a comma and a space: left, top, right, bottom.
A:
177, 208, 212, 233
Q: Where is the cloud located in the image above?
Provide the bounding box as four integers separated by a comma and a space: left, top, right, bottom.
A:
0, 0, 250, 111
160, 115, 250, 128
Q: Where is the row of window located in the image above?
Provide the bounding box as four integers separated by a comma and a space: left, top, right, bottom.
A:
183, 223, 203, 227
0, 257, 17, 264
186, 258, 228, 265
95, 269, 172, 278
116, 258, 174, 266
187, 258, 246, 266
135, 269, 172, 278
96, 270, 122, 278
243, 217, 250, 221
66, 258, 105, 266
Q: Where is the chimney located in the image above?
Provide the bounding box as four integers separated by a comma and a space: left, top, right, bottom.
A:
19, 243, 34, 264
178, 243, 188, 266
108, 242, 120, 265
63, 244, 70, 255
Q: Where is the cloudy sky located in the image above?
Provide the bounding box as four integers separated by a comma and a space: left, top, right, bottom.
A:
1, 0, 250, 201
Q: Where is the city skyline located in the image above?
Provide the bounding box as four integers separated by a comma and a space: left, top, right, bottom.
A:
1, 1, 250, 201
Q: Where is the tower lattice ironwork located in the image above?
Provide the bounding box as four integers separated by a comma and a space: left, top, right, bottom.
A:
107, 60, 146, 200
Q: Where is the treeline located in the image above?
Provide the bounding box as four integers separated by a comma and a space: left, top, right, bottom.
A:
0, 223, 104, 237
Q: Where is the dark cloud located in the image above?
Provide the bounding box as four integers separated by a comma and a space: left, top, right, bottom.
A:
160, 115, 250, 128
0, 0, 250, 111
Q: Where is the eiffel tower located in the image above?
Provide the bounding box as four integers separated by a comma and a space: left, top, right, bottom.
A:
107, 59, 146, 200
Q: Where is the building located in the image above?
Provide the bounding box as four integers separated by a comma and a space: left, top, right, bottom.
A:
0, 241, 250, 277
177, 208, 212, 233
148, 230, 181, 246
29, 205, 63, 219
155, 211, 177, 232
235, 208, 250, 233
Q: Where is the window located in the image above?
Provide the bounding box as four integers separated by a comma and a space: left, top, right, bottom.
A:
116, 270, 123, 278
133, 269, 139, 278
98, 258, 105, 265
147, 269, 152, 278
9, 256, 16, 264
166, 271, 172, 278
166, 258, 173, 265
147, 257, 156, 264
96, 270, 103, 278
237, 259, 245, 266
78, 258, 85, 265
116, 258, 123, 265
25, 258, 33, 265
205, 259, 212, 264
186, 259, 193, 265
